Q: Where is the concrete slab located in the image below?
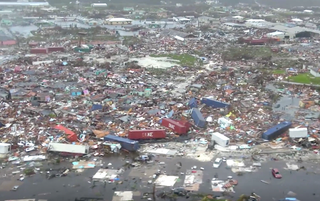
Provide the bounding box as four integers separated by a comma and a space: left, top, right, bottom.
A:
183, 169, 203, 191
155, 175, 178, 187
112, 191, 134, 201
92, 169, 120, 181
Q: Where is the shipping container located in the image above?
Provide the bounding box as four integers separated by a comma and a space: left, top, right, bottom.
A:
48, 142, 89, 156
128, 129, 166, 140
188, 97, 197, 108
0, 143, 11, 154
2, 40, 16, 46
30, 48, 48, 54
161, 118, 187, 134
211, 132, 230, 147
262, 121, 292, 140
289, 128, 308, 138
177, 120, 191, 131
104, 135, 139, 151
47, 46, 65, 53
201, 98, 230, 108
191, 108, 206, 128
5, 199, 36, 201
249, 39, 266, 45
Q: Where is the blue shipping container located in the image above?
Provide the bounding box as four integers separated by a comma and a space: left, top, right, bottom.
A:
262, 121, 292, 140
104, 135, 140, 151
201, 98, 229, 108
91, 104, 103, 111
191, 108, 206, 128
188, 98, 197, 108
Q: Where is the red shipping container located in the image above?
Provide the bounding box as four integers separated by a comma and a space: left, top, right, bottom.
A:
30, 48, 48, 54
161, 118, 187, 135
47, 46, 65, 53
128, 129, 166, 140
2, 40, 16, 46
176, 120, 191, 131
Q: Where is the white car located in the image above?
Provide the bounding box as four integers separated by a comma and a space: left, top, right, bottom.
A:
213, 158, 222, 168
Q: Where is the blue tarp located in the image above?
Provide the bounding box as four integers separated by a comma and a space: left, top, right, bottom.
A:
71, 91, 82, 96
278, 198, 298, 201
91, 104, 103, 111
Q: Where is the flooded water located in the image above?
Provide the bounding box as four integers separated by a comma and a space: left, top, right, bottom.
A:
1, 155, 319, 201
7, 20, 187, 38
266, 83, 320, 121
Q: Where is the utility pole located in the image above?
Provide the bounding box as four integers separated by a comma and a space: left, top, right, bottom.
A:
152, 183, 156, 201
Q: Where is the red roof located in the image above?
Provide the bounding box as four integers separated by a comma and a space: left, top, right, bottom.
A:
54, 125, 78, 142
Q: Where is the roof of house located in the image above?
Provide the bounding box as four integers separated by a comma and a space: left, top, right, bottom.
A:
0, 2, 49, 6
107, 18, 132, 22
311, 68, 320, 73
198, 16, 217, 20
247, 21, 320, 35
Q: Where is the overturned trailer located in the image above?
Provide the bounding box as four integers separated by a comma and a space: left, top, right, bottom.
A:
48, 142, 89, 156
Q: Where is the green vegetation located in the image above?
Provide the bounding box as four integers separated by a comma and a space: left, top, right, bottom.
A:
272, 58, 300, 68
272, 69, 286, 74
288, 73, 320, 85
26, 35, 47, 42
150, 53, 199, 66
222, 46, 273, 61
147, 68, 169, 76
24, 168, 35, 176
90, 35, 119, 41
122, 36, 142, 46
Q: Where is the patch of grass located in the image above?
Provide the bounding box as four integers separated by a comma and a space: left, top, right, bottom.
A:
273, 69, 286, 74
24, 168, 35, 176
147, 68, 169, 76
122, 36, 142, 46
288, 73, 320, 85
222, 46, 273, 61
90, 35, 119, 41
150, 53, 199, 66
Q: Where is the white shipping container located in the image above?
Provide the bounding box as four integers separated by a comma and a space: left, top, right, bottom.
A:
289, 128, 308, 138
0, 143, 11, 154
211, 132, 230, 147
5, 199, 36, 201
48, 143, 89, 154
